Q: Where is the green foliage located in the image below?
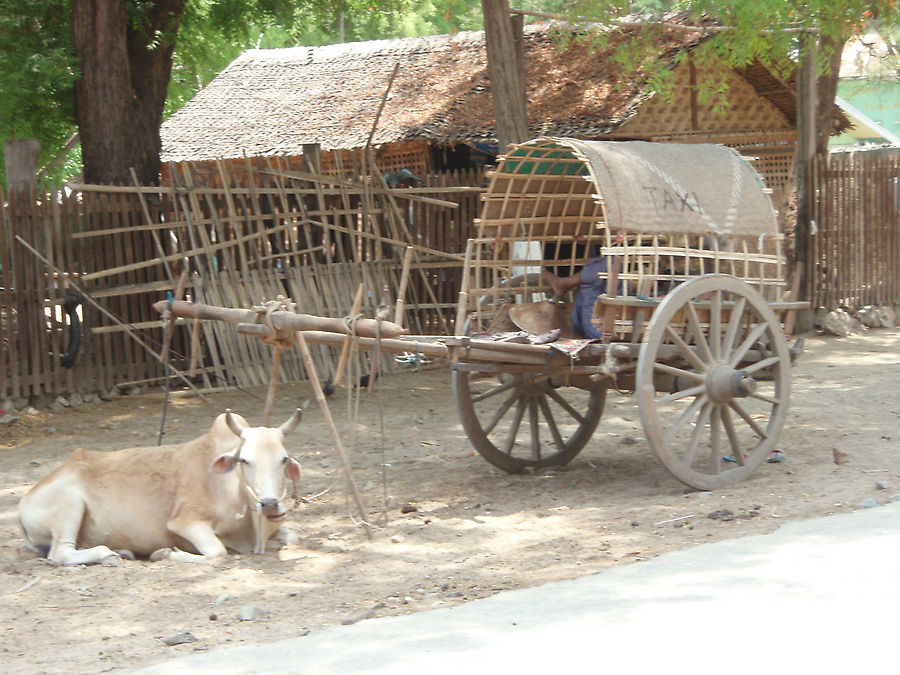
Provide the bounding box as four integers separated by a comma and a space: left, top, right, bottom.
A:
564, 0, 900, 114
9, 0, 895, 191
2, 0, 423, 188
0, 0, 78, 189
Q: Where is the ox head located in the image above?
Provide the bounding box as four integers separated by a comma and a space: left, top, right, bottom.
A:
210, 409, 303, 521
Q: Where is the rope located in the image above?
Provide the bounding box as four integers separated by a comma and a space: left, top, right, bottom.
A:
252, 296, 297, 349
157, 292, 175, 446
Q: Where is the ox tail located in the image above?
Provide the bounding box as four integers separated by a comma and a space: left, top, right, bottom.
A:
18, 515, 49, 558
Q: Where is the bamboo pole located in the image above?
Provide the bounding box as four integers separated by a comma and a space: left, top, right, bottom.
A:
159, 268, 190, 363
294, 331, 371, 539
152, 298, 407, 339
455, 238, 475, 335
263, 346, 283, 426
333, 282, 365, 387
393, 246, 414, 326
235, 327, 552, 366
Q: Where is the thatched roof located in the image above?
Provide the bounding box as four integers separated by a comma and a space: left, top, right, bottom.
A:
160, 22, 795, 162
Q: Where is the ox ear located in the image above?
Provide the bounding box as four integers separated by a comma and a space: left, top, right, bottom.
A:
210, 453, 240, 474
278, 408, 303, 436
284, 457, 301, 482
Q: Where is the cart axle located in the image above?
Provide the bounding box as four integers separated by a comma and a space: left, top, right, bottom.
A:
707, 363, 757, 403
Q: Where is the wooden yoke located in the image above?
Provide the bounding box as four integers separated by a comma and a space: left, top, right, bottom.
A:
152, 299, 408, 339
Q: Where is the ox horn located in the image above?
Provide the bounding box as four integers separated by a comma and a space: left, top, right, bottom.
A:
225, 409, 247, 439
278, 408, 303, 435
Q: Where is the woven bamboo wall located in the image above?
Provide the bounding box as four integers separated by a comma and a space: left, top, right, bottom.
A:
0, 163, 483, 402
319, 141, 433, 178
613, 60, 792, 138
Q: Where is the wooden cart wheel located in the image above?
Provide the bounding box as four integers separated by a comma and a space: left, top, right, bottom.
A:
453, 369, 606, 473
636, 274, 791, 490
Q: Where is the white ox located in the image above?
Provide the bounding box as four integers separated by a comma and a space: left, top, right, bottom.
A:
18, 409, 302, 564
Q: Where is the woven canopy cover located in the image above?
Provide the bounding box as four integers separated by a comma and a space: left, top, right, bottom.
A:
508, 138, 778, 237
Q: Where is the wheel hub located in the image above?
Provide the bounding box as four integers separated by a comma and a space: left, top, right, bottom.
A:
706, 363, 757, 403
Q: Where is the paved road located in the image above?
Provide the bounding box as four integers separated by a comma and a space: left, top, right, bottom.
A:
134, 500, 900, 674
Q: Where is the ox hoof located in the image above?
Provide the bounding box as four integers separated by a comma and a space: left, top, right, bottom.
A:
149, 548, 173, 562
117, 549, 136, 561
101, 553, 121, 567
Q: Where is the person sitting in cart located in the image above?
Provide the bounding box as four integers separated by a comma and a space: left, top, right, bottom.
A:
542, 256, 610, 340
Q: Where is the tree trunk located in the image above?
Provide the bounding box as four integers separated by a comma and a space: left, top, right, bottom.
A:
814, 34, 845, 155
794, 31, 846, 300
482, 0, 529, 155
4, 138, 40, 193
71, 0, 186, 185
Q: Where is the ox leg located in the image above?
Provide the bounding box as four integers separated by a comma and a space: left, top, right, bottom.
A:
153, 520, 228, 563
45, 501, 120, 566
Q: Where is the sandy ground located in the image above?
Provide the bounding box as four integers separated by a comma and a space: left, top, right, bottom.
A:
1, 326, 899, 674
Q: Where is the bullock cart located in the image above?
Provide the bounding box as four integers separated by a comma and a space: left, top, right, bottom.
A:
441, 138, 806, 490
157, 138, 805, 491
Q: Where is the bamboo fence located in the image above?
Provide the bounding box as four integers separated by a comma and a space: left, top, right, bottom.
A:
3, 148, 898, 403
808, 149, 900, 312
0, 160, 483, 402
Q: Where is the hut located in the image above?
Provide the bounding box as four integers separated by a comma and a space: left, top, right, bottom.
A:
160, 21, 848, 205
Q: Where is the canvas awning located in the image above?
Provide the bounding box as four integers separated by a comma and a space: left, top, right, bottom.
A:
498, 138, 778, 237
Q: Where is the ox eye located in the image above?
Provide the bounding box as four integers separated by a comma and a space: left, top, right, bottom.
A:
238, 457, 249, 465
281, 456, 289, 464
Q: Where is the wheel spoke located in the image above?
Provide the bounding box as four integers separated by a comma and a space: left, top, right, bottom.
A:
709, 405, 722, 474
546, 388, 586, 424
728, 400, 768, 438
664, 324, 708, 371
665, 393, 708, 447
743, 355, 781, 375
747, 390, 781, 405
528, 399, 540, 460
538, 396, 566, 452
658, 383, 706, 405
483, 389, 520, 434
721, 296, 747, 359
471, 377, 518, 404
729, 322, 769, 367
683, 401, 712, 465
653, 362, 705, 382
502, 400, 527, 455
721, 405, 745, 466
685, 301, 714, 364
709, 290, 722, 360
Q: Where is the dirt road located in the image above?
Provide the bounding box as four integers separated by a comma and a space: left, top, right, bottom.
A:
1, 327, 898, 673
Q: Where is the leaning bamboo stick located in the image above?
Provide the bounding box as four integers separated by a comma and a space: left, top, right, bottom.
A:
188, 317, 202, 377
333, 282, 365, 387
394, 246, 414, 326
263, 346, 283, 426
294, 331, 372, 539
455, 238, 475, 336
